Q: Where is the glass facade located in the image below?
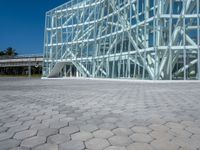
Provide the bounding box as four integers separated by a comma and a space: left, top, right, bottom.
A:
43, 0, 200, 80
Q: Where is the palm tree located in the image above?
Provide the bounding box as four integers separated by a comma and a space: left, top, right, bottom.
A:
0, 50, 5, 56
4, 47, 18, 56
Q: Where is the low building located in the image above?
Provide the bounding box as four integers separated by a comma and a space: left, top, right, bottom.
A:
0, 55, 43, 76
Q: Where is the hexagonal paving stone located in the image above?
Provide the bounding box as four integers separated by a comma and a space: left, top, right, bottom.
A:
104, 146, 126, 150
130, 133, 153, 143
103, 117, 118, 123
71, 131, 93, 141
47, 134, 70, 144
60, 117, 75, 122
80, 124, 98, 132
18, 116, 34, 122
42, 118, 59, 125
127, 143, 154, 150
35, 115, 51, 121
32, 143, 58, 150
195, 120, 200, 126
112, 128, 133, 136
191, 134, 200, 141
59, 140, 85, 150
23, 120, 41, 127
165, 122, 185, 130
185, 127, 200, 134
10, 147, 30, 150
172, 136, 200, 149
21, 136, 46, 148
2, 72, 200, 150
59, 126, 79, 135
180, 121, 199, 127
131, 120, 150, 127
0, 127, 8, 133
0, 131, 14, 141
148, 124, 169, 132
93, 129, 114, 139
3, 121, 22, 128
169, 128, 192, 138
8, 125, 29, 133
31, 123, 49, 130
148, 117, 166, 125
86, 118, 102, 125
85, 138, 110, 150
162, 117, 181, 124
116, 121, 135, 128
37, 128, 58, 137
51, 114, 66, 119
149, 131, 174, 141
49, 121, 69, 129
131, 126, 152, 133
14, 129, 37, 140
99, 123, 117, 130
151, 139, 179, 150
108, 136, 132, 146
1, 117, 17, 124
69, 120, 85, 126
0, 139, 20, 150
171, 136, 193, 149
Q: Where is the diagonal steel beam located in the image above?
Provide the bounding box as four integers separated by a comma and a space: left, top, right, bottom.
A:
109, 0, 154, 79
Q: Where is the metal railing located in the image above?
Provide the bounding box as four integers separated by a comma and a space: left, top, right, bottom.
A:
0, 54, 43, 60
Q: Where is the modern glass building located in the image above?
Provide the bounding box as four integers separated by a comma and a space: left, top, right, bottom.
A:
43, 0, 200, 80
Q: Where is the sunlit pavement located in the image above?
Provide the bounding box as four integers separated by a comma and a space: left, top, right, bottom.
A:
0, 78, 200, 150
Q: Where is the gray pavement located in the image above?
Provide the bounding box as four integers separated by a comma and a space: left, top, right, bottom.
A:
0, 78, 200, 150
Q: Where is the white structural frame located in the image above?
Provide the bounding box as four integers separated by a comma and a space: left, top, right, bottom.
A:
43, 0, 200, 80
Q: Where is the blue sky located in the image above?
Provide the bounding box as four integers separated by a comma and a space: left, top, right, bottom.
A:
0, 0, 69, 55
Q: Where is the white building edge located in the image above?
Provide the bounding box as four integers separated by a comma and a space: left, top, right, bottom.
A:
43, 0, 200, 80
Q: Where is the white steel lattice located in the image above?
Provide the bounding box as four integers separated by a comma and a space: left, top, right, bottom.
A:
43, 0, 200, 80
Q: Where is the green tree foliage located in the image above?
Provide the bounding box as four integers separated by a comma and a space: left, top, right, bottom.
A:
0, 47, 18, 57
0, 50, 5, 56
4, 47, 18, 56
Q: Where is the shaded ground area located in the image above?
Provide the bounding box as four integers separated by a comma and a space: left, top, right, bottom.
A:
0, 78, 200, 150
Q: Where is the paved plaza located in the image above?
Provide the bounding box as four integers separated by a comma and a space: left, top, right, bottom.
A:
0, 78, 200, 150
